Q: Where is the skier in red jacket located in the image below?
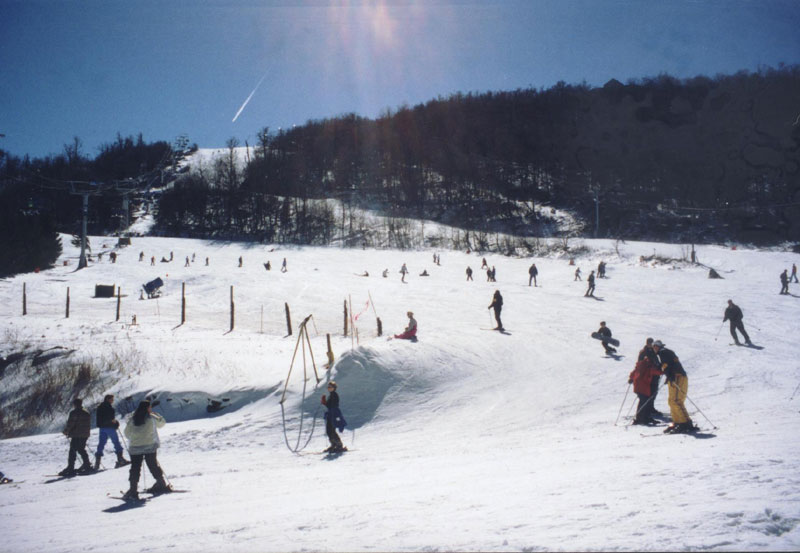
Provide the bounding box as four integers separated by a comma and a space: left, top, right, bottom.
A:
629, 340, 663, 425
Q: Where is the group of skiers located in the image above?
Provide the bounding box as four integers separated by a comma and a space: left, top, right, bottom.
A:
56, 394, 172, 501
628, 338, 696, 434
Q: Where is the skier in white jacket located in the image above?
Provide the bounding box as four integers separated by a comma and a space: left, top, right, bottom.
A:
123, 400, 171, 500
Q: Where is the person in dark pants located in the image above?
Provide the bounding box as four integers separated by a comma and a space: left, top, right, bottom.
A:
528, 263, 538, 287
321, 381, 346, 453
94, 394, 129, 470
723, 299, 752, 346
597, 321, 616, 354
639, 338, 662, 415
123, 400, 171, 500
466, 266, 473, 281
488, 290, 504, 331
59, 398, 92, 476
629, 346, 662, 425
585, 270, 596, 297
780, 269, 789, 294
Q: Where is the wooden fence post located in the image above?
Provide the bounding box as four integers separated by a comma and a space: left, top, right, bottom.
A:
116, 287, 121, 321
343, 300, 348, 336
23, 283, 27, 316
181, 282, 186, 325
285, 303, 292, 336
326, 333, 334, 368
65, 286, 69, 318
229, 286, 235, 332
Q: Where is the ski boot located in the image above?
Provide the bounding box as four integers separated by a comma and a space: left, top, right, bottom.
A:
146, 478, 173, 495
1, 477, 13, 484
115, 452, 130, 468
93, 455, 102, 472
58, 467, 76, 477
122, 487, 140, 501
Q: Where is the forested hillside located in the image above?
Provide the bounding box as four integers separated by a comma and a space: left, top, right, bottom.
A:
1, 67, 798, 275
161, 66, 800, 244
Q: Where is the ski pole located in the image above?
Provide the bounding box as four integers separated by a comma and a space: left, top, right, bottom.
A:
713, 321, 724, 342
789, 380, 800, 401
614, 382, 631, 425
683, 391, 717, 429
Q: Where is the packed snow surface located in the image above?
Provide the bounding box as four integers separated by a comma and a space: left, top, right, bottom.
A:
1, 233, 799, 552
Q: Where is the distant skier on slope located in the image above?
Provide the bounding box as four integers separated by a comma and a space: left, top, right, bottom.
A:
321, 381, 347, 453
585, 270, 596, 297
466, 266, 473, 281
780, 269, 789, 294
653, 340, 696, 434
528, 263, 538, 287
400, 263, 408, 283
723, 299, 752, 346
393, 311, 418, 340
574, 267, 581, 281
488, 290, 504, 331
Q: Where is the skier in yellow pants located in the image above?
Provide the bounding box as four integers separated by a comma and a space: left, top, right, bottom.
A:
653, 340, 696, 434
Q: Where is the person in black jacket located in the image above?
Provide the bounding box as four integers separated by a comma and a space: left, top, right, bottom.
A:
321, 381, 346, 453
585, 270, 596, 297
59, 398, 92, 476
653, 341, 695, 434
528, 263, 538, 287
597, 321, 616, 354
723, 299, 751, 346
94, 394, 129, 470
780, 269, 789, 294
488, 290, 504, 331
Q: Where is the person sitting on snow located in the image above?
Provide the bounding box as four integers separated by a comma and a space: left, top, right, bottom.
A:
394, 311, 418, 340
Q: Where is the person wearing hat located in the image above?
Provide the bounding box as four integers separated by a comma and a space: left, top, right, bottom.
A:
123, 400, 170, 500
723, 299, 752, 346
94, 394, 129, 470
652, 340, 696, 434
59, 398, 93, 476
393, 311, 418, 340
321, 381, 347, 453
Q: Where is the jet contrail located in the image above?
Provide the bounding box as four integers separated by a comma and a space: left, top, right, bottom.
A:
232, 74, 267, 123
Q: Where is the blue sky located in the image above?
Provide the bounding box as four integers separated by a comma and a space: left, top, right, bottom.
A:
1, 0, 799, 159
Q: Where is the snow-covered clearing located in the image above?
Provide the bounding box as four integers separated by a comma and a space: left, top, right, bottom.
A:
1, 230, 799, 552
